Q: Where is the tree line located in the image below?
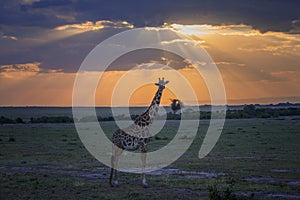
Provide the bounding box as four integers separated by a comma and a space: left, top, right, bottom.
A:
226, 105, 300, 119
1, 105, 300, 124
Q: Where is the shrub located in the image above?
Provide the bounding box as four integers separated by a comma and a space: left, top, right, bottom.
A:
30, 116, 74, 123
16, 117, 25, 124
0, 116, 16, 124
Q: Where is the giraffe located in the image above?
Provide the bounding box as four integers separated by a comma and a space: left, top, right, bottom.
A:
109, 77, 169, 188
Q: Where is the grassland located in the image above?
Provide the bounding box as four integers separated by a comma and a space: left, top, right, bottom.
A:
0, 118, 300, 199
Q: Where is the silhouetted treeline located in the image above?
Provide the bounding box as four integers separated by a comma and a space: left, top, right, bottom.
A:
1, 115, 74, 124
226, 105, 300, 119
1, 105, 300, 124
166, 105, 300, 120
29, 116, 74, 123
0, 116, 24, 124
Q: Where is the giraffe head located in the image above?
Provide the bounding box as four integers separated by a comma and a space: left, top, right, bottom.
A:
155, 77, 169, 89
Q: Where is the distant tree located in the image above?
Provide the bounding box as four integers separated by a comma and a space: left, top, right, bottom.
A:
243, 104, 256, 116
30, 116, 74, 123
170, 99, 182, 114
0, 116, 15, 124
15, 117, 24, 124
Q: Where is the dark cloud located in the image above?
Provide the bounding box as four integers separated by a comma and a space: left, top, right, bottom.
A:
0, 0, 299, 72
108, 49, 186, 71
28, 0, 73, 8
0, 0, 299, 31
0, 26, 128, 72
73, 0, 300, 33
0, 0, 75, 28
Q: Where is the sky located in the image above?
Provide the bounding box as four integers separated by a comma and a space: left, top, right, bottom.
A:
0, 0, 299, 106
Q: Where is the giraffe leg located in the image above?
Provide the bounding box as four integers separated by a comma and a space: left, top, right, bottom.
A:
141, 152, 148, 188
110, 145, 123, 187
109, 157, 114, 187
109, 144, 116, 187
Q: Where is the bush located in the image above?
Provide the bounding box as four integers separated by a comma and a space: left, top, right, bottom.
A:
8, 137, 15, 142
30, 116, 74, 123
167, 112, 181, 120
208, 177, 255, 200
16, 117, 25, 124
208, 182, 237, 200
0, 116, 16, 124
154, 135, 168, 140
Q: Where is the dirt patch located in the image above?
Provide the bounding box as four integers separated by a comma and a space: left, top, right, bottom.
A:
266, 193, 300, 199
238, 191, 300, 199
148, 168, 225, 179
2, 165, 300, 199
224, 156, 255, 159
243, 176, 300, 186
0, 165, 225, 180
271, 169, 300, 173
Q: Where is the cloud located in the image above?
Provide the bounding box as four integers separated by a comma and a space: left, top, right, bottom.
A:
26, 0, 72, 8
213, 61, 246, 67
0, 62, 41, 72
160, 38, 205, 46
0, 62, 62, 79
72, 0, 300, 33
133, 63, 167, 70
238, 45, 300, 56
105, 48, 187, 71
161, 24, 299, 84
1, 35, 17, 40
164, 23, 300, 58
0, 62, 41, 79
20, 0, 40, 5
162, 0, 300, 33
0, 30, 18, 41
179, 24, 300, 71
133, 60, 178, 71
167, 24, 261, 36
0, 0, 299, 33
1, 21, 299, 75
55, 20, 134, 31
0, 19, 134, 72
0, 1, 299, 106
290, 19, 300, 33
232, 31, 300, 56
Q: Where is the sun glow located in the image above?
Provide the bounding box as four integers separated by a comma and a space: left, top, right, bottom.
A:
1, 23, 300, 106
167, 24, 217, 35
166, 23, 261, 37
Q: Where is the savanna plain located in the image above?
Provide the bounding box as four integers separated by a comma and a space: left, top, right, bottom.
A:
0, 112, 299, 199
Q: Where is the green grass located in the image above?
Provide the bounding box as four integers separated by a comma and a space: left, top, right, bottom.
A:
0, 118, 300, 199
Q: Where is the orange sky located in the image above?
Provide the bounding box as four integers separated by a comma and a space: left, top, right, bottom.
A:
0, 24, 299, 106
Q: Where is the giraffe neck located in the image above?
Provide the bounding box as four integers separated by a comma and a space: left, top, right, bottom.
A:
150, 86, 164, 107
134, 86, 164, 127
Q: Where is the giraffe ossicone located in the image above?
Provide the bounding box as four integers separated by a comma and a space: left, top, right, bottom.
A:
155, 77, 169, 87
109, 77, 169, 188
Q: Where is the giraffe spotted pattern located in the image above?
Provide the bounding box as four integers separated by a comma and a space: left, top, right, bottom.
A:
109, 77, 169, 188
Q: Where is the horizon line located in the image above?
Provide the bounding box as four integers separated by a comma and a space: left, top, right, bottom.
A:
0, 102, 299, 108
